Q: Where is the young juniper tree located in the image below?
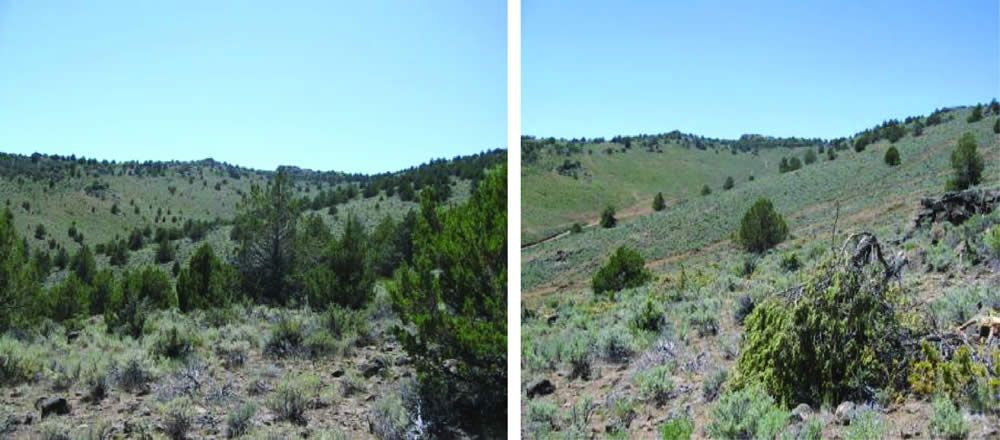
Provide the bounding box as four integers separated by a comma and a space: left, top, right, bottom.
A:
738, 198, 789, 253
390, 166, 507, 437
600, 205, 617, 228
701, 184, 712, 196
233, 168, 300, 304
884, 146, 901, 167
652, 192, 666, 212
723, 176, 735, 190
947, 133, 984, 191
967, 104, 983, 123
803, 149, 817, 165
303, 214, 373, 310
176, 243, 235, 312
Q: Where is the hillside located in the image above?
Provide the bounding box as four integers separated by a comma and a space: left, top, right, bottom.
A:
0, 148, 507, 439
520, 104, 1000, 438
522, 106, 998, 292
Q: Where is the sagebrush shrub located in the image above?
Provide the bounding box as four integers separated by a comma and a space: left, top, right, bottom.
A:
267, 374, 319, 425
264, 313, 304, 358
0, 336, 42, 385
659, 414, 694, 440
845, 409, 887, 440
707, 384, 788, 440
929, 395, 970, 440
635, 364, 673, 406
162, 397, 194, 440
225, 403, 256, 438
592, 246, 651, 295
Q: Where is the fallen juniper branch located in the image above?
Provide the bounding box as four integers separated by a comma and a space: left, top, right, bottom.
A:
913, 187, 1000, 229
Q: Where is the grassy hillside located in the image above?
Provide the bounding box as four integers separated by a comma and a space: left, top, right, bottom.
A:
521, 142, 788, 244
520, 104, 1000, 438
523, 106, 999, 292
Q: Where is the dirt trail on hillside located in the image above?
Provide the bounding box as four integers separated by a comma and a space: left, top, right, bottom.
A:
521, 198, 663, 251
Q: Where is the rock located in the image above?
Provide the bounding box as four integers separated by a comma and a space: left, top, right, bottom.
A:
900, 425, 921, 439
835, 401, 855, 425
546, 314, 559, 325
35, 397, 70, 418
361, 358, 385, 378
331, 369, 345, 378
443, 359, 459, 375
790, 403, 812, 423
526, 379, 555, 399
67, 331, 80, 342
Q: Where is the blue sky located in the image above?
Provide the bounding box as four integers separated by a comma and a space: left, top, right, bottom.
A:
0, 1, 505, 173
524, 0, 999, 140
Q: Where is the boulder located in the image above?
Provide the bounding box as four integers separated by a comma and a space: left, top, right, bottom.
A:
790, 403, 812, 423
835, 401, 855, 425
35, 397, 70, 418
526, 379, 555, 399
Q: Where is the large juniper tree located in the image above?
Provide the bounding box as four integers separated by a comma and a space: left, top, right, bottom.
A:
390, 166, 507, 437
233, 168, 300, 304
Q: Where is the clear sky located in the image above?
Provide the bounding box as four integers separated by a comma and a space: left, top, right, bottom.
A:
0, 1, 505, 174
524, 0, 999, 140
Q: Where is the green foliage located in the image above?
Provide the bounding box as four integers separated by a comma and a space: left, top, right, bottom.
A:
70, 245, 97, 284
303, 214, 374, 310
844, 409, 887, 440
884, 146, 901, 166
993, 118, 999, 134
161, 397, 194, 440
804, 149, 817, 164
592, 246, 651, 295
234, 168, 300, 304
226, 403, 257, 438
734, 258, 907, 406
659, 414, 694, 440
149, 319, 200, 360
700, 184, 711, 196
47, 274, 91, 323
176, 243, 236, 312
0, 335, 43, 385
264, 312, 305, 358
929, 395, 970, 439
390, 166, 506, 436
947, 133, 984, 190
123, 266, 174, 310
600, 205, 617, 228
737, 198, 788, 253
525, 400, 558, 437
155, 235, 175, 263
0, 209, 41, 331
630, 297, 666, 333
570, 223, 583, 234
267, 374, 320, 425
908, 342, 997, 412
635, 364, 674, 406
723, 176, 734, 190
967, 104, 983, 123
702, 369, 728, 401
652, 192, 666, 211
707, 384, 788, 440
985, 225, 1000, 258
779, 253, 800, 272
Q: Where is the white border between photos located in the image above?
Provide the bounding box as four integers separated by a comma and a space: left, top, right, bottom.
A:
507, 0, 521, 436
